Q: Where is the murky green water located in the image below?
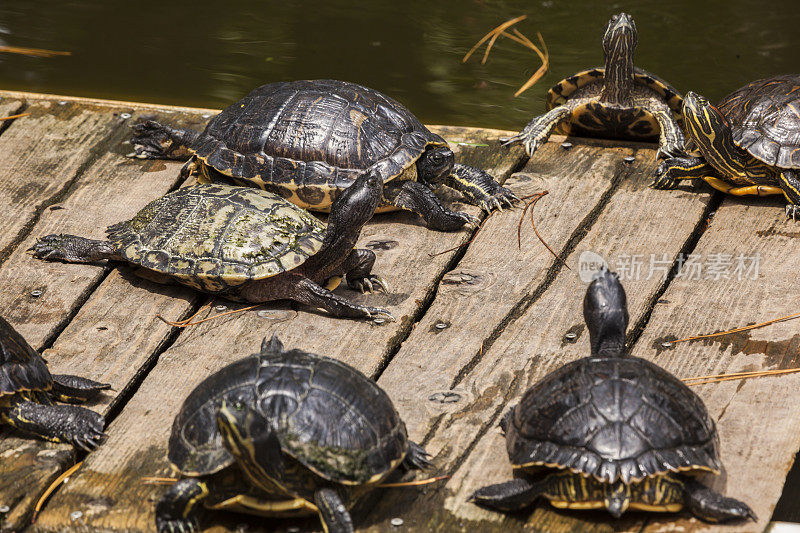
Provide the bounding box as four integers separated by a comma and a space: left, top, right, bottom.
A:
1, 1, 799, 130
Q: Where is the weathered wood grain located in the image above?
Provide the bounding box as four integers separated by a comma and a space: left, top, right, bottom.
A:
0, 100, 124, 264
0, 103, 207, 532
365, 143, 714, 531
632, 196, 800, 533
31, 128, 527, 532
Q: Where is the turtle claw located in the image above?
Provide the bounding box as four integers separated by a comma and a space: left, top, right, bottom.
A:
348, 275, 389, 294
403, 441, 432, 470
650, 161, 679, 190
28, 234, 68, 260
366, 307, 395, 322
786, 204, 800, 221
62, 408, 106, 451
156, 517, 199, 533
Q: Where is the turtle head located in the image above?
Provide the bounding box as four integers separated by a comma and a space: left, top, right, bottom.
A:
602, 13, 637, 58
417, 145, 455, 187
328, 168, 383, 235
583, 268, 629, 357
216, 398, 283, 479
682, 91, 733, 157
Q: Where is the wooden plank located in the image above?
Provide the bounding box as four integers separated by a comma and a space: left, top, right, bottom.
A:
0, 100, 124, 264
364, 142, 714, 531
0, 104, 209, 532
631, 196, 800, 533
31, 127, 527, 532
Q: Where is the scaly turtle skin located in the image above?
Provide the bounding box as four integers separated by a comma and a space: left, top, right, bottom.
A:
0, 316, 109, 451
653, 75, 800, 220
471, 269, 755, 523
30, 171, 392, 321
130, 79, 517, 232
503, 13, 685, 159
155, 335, 431, 533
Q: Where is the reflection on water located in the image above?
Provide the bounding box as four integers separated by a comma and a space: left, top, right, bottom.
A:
0, 1, 798, 129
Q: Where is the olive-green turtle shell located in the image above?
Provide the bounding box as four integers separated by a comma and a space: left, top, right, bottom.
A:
717, 74, 800, 169
106, 184, 325, 293
168, 347, 408, 486
546, 67, 684, 141
190, 79, 447, 209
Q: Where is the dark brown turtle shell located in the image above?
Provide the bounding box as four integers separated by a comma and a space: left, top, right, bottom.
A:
717, 74, 800, 169
169, 346, 409, 485
190, 79, 447, 207
0, 316, 51, 397
505, 355, 720, 484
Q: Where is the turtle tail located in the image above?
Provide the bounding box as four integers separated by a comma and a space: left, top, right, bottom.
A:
129, 120, 200, 160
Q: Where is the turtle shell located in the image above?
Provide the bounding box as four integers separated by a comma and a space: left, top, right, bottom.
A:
190, 79, 447, 206
717, 74, 800, 169
106, 184, 325, 293
547, 67, 684, 119
505, 355, 719, 484
0, 316, 51, 396
169, 347, 408, 485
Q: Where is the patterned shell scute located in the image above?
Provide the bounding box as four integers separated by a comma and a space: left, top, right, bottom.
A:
262, 350, 408, 485
106, 185, 325, 292
547, 67, 684, 119
191, 79, 444, 184
718, 74, 800, 169
0, 316, 52, 397
506, 356, 720, 484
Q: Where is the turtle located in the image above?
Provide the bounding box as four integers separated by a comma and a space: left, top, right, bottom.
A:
129, 79, 517, 232
155, 334, 431, 533
470, 269, 755, 523
502, 13, 685, 159
652, 75, 800, 219
29, 171, 392, 321
0, 315, 109, 451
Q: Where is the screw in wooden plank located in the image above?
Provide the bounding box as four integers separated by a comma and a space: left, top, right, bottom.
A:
435, 322, 448, 330
391, 518, 404, 527
661, 342, 673, 348
119, 113, 131, 120
70, 511, 83, 521
214, 305, 227, 312
0, 505, 9, 513
30, 289, 43, 297
560, 141, 573, 150
623, 156, 636, 164
564, 332, 577, 340
373, 317, 386, 325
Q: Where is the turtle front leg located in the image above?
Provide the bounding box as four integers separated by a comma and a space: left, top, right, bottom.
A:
651, 156, 714, 190
155, 478, 210, 533
384, 180, 478, 232
402, 441, 432, 470
130, 120, 200, 160
500, 105, 573, 157
446, 164, 518, 213
778, 169, 800, 220
648, 98, 686, 159
340, 248, 388, 294
0, 396, 105, 451
29, 234, 121, 263
314, 488, 354, 533
50, 374, 111, 404
682, 478, 756, 523
470, 477, 546, 512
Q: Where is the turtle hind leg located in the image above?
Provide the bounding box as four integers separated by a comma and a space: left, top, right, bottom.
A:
51, 374, 111, 403
384, 179, 478, 232
239, 276, 394, 321
402, 441, 432, 471
447, 164, 518, 214
130, 120, 200, 160
29, 234, 120, 264
470, 478, 545, 512
501, 105, 573, 157
0, 396, 105, 451
314, 488, 354, 533
156, 478, 210, 533
683, 478, 756, 523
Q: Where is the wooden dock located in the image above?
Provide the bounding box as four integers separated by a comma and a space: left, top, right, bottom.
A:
0, 90, 797, 533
